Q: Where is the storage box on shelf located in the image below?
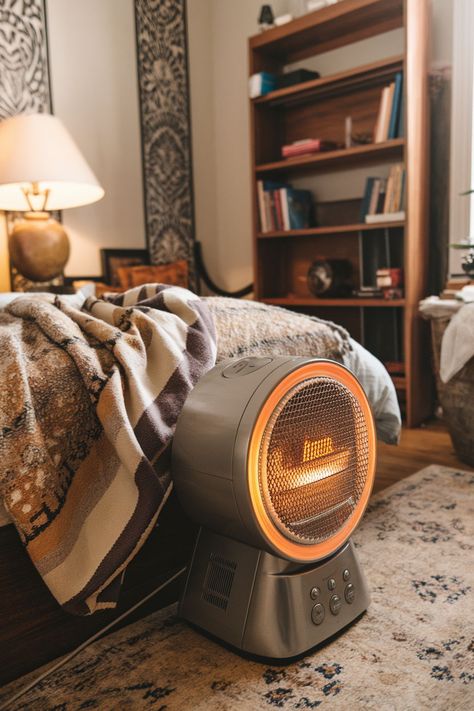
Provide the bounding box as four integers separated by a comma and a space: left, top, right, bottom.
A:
248, 0, 431, 426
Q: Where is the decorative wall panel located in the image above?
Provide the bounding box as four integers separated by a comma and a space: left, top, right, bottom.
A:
134, 0, 196, 289
0, 0, 51, 119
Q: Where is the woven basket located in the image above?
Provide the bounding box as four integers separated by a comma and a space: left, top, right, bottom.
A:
430, 317, 474, 466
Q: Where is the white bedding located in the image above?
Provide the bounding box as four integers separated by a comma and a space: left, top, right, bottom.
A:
343, 338, 401, 445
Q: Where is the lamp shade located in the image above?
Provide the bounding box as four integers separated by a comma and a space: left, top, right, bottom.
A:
0, 113, 104, 211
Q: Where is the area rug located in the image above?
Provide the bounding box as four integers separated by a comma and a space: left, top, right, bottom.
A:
1, 465, 473, 710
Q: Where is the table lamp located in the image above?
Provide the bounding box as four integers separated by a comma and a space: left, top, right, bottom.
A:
0, 113, 104, 283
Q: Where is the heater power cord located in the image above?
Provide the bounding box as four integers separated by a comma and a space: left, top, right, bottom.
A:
0, 566, 187, 711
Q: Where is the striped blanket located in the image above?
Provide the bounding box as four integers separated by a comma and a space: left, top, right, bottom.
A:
0, 285, 216, 614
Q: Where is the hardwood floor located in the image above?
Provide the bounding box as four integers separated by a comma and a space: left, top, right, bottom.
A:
374, 418, 473, 494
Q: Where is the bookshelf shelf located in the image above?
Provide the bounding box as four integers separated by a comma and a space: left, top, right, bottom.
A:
257, 221, 405, 239
249, 0, 403, 63
255, 140, 405, 176
249, 0, 431, 426
262, 297, 405, 308
253, 55, 404, 108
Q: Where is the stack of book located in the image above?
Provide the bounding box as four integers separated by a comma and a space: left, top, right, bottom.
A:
360, 164, 406, 224
373, 72, 404, 143
257, 181, 313, 232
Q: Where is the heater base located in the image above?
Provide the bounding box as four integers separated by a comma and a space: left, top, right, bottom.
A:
180, 528, 370, 659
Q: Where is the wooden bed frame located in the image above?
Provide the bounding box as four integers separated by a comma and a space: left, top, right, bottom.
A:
0, 492, 196, 687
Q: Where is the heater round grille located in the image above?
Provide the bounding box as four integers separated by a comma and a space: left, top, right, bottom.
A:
248, 361, 375, 561
258, 376, 369, 546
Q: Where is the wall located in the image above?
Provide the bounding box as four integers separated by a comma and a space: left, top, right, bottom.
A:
187, 0, 286, 292
187, 0, 455, 291
46, 0, 145, 277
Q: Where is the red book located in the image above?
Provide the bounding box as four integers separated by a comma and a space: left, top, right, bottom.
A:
282, 139, 337, 158
274, 190, 283, 230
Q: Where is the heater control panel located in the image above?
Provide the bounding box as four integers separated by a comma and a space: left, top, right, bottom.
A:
300, 542, 370, 644
310, 572, 356, 623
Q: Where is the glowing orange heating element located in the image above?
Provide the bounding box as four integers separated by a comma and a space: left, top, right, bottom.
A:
302, 436, 334, 462
247, 361, 376, 563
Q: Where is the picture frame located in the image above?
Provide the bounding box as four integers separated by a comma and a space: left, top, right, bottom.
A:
100, 248, 149, 287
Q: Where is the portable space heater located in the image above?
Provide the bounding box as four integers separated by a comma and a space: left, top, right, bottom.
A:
172, 356, 376, 658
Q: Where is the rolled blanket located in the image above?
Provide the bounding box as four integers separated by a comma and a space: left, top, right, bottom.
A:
0, 285, 216, 614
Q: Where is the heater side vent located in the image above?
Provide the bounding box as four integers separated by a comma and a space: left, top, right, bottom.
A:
202, 553, 237, 611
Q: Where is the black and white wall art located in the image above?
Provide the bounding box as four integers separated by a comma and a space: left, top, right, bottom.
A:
0, 0, 51, 119
134, 0, 195, 287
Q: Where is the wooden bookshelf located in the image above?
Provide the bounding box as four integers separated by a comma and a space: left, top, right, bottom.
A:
249, 0, 431, 426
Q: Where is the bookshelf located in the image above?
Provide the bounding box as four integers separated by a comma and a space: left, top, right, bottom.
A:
248, 0, 431, 426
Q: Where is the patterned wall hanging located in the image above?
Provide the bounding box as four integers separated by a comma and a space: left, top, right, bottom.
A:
134, 0, 196, 289
0, 0, 51, 118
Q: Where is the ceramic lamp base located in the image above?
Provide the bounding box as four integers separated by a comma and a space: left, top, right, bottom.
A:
9, 212, 70, 282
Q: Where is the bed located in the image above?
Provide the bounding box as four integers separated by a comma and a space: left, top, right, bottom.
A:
0, 290, 400, 686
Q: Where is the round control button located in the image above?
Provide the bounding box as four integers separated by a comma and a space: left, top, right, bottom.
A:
344, 583, 356, 604
329, 594, 342, 616
327, 578, 336, 591
311, 603, 325, 625
343, 569, 351, 582
310, 586, 320, 601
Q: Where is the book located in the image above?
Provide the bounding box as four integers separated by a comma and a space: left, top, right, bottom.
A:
376, 179, 387, 213
249, 72, 277, 98
375, 86, 392, 142
381, 82, 395, 141
274, 189, 283, 231
360, 177, 376, 221
281, 139, 338, 158
263, 191, 273, 231
280, 188, 290, 230
257, 181, 267, 232
388, 72, 403, 139
398, 91, 405, 137
287, 188, 313, 229
368, 178, 382, 215
365, 211, 405, 224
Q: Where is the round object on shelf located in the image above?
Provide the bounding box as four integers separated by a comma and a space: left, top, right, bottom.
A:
307, 258, 353, 298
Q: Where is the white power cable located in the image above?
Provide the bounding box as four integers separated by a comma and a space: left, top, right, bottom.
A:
0, 566, 187, 711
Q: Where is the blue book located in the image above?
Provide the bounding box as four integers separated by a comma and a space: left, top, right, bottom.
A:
286, 189, 313, 230
398, 90, 405, 138
360, 177, 376, 221
388, 72, 403, 139
249, 72, 278, 98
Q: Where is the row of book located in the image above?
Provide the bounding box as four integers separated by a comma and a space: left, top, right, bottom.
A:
257, 180, 313, 232
374, 72, 404, 143
360, 164, 406, 224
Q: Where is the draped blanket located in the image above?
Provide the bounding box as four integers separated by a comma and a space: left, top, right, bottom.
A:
0, 285, 216, 614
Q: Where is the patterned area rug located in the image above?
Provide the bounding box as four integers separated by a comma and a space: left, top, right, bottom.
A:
2, 465, 473, 710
